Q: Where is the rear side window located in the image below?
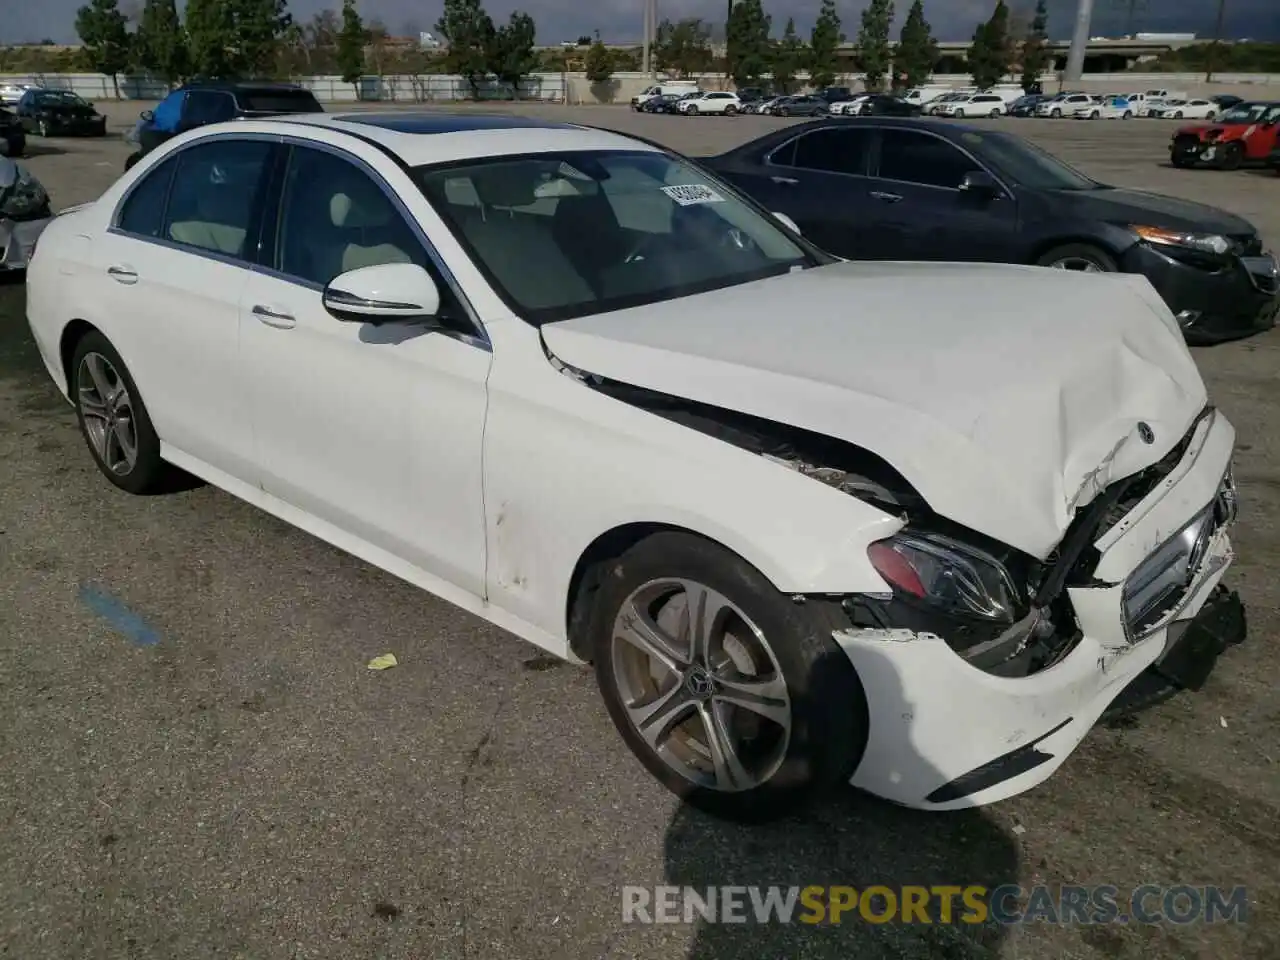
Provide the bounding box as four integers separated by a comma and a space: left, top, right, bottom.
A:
789, 128, 873, 175
237, 90, 324, 113
116, 157, 177, 237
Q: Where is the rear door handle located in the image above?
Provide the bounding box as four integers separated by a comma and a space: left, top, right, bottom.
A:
870, 191, 903, 203
252, 305, 296, 329
770, 175, 799, 185
107, 264, 137, 284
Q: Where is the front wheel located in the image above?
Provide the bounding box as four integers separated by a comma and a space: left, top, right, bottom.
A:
686, 105, 698, 116
1218, 142, 1243, 171
591, 532, 868, 823
1036, 242, 1118, 273
1051, 108, 1062, 118
954, 108, 965, 118
724, 104, 738, 115
777, 107, 790, 117
1123, 111, 1132, 118
70, 331, 173, 495
1174, 111, 1184, 119
1090, 110, 1100, 119
989, 108, 1001, 118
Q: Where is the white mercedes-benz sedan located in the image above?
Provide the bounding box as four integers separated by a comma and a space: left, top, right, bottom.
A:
25, 112, 1246, 821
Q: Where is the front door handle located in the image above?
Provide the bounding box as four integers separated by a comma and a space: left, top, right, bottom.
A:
770, 175, 799, 185
107, 264, 137, 284
252, 305, 296, 329
869, 191, 904, 203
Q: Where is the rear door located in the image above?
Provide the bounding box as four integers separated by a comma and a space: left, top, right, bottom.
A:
724, 125, 876, 258
863, 127, 1020, 262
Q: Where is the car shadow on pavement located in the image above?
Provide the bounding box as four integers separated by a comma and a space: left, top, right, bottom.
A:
662, 645, 1020, 959
16, 142, 67, 158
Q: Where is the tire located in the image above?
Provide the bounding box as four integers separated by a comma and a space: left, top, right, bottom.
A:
1051, 108, 1061, 118
1091, 110, 1100, 119
777, 107, 789, 117
989, 108, 1001, 118
1218, 142, 1243, 171
70, 331, 172, 495
124, 150, 142, 171
38, 119, 49, 137
1171, 154, 1195, 169
1123, 111, 1132, 119
1206, 110, 1215, 119
686, 105, 698, 116
590, 531, 869, 823
1035, 242, 1119, 273
1174, 111, 1183, 119
954, 108, 965, 118
724, 104, 738, 115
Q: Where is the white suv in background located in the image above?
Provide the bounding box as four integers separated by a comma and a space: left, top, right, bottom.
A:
677, 92, 742, 116
1037, 93, 1094, 118
935, 93, 1007, 118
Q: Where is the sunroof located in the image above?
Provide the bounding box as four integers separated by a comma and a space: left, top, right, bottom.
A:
335, 113, 578, 134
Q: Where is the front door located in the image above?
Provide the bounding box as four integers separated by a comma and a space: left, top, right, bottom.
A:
239, 142, 491, 595
863, 127, 1020, 263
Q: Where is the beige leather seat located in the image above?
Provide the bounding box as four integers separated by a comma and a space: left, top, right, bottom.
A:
327, 189, 414, 275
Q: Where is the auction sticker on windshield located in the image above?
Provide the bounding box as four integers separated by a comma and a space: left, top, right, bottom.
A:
662, 184, 726, 206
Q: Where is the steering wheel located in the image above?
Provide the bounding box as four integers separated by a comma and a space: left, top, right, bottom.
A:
621, 215, 760, 265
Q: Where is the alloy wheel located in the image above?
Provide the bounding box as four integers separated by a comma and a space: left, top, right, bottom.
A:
77, 352, 139, 475
610, 578, 791, 793
1048, 256, 1104, 272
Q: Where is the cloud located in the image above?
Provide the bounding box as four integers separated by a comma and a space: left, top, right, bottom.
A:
4, 0, 1277, 51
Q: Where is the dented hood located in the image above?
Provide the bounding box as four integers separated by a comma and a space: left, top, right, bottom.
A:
540, 260, 1208, 559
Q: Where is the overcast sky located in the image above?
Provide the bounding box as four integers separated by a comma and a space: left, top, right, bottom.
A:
3, 0, 1277, 49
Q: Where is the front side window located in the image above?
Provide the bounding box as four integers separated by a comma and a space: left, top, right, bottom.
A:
417, 150, 818, 324
163, 139, 274, 258
876, 130, 983, 189
274, 145, 426, 286
116, 156, 177, 237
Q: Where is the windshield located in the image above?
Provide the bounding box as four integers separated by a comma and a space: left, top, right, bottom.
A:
961, 130, 1099, 191
416, 150, 819, 325
1218, 102, 1280, 123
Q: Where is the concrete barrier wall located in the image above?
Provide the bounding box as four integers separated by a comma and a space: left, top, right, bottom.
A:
2, 70, 1276, 106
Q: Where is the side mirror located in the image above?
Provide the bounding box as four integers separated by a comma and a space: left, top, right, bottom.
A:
959, 170, 1000, 197
322, 262, 441, 325
772, 211, 801, 235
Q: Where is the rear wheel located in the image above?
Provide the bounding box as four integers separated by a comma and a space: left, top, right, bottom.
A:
591, 532, 868, 823
955, 108, 966, 118
989, 108, 1001, 118
1174, 111, 1184, 119
724, 104, 738, 115
1036, 242, 1118, 273
124, 150, 142, 171
70, 331, 173, 495
1123, 110, 1132, 118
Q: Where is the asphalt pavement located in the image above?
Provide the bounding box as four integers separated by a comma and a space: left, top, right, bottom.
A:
1, 102, 1278, 960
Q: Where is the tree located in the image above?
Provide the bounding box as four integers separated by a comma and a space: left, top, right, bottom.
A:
654, 18, 712, 78
488, 11, 538, 96
229, 0, 292, 77
808, 0, 844, 89
134, 0, 188, 85
771, 17, 804, 94
584, 40, 612, 82
74, 0, 131, 94
336, 0, 365, 91
182, 0, 232, 77
725, 0, 770, 89
854, 0, 893, 92
436, 0, 496, 95
968, 0, 1013, 89
895, 0, 937, 90
1020, 0, 1050, 91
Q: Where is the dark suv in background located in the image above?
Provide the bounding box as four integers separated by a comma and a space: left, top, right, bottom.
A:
125, 80, 324, 170
0, 108, 24, 157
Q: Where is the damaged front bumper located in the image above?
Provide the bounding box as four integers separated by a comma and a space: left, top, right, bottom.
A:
837, 407, 1244, 810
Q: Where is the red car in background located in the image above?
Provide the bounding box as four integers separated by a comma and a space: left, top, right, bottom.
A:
1170, 101, 1280, 169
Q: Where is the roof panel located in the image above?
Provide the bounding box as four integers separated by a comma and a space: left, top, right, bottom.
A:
334, 112, 580, 134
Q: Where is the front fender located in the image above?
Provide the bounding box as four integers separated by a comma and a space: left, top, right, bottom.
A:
480, 319, 903, 646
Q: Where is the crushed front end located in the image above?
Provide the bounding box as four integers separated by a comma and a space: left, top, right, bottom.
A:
836, 406, 1245, 809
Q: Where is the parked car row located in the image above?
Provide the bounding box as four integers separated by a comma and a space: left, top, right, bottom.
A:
18, 109, 1255, 823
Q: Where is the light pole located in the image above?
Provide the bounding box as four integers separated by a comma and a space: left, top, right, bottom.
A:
1205, 0, 1228, 83
1063, 0, 1095, 84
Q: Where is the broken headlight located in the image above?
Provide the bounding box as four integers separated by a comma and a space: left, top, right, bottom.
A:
867, 531, 1021, 623
0, 162, 49, 220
